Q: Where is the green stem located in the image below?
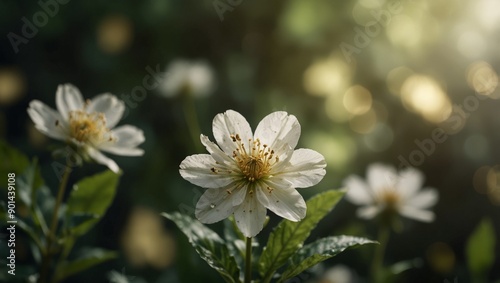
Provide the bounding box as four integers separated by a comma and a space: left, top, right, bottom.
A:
182, 91, 202, 152
371, 226, 390, 283
245, 237, 252, 283
39, 164, 71, 283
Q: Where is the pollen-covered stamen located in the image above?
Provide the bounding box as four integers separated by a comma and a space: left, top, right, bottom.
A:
69, 110, 111, 144
230, 134, 279, 182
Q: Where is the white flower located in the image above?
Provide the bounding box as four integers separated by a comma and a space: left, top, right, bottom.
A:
160, 59, 215, 98
179, 110, 326, 237
322, 265, 356, 283
344, 163, 438, 223
27, 84, 145, 173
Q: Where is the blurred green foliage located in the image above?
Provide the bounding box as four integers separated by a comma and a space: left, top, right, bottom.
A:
1, 0, 500, 282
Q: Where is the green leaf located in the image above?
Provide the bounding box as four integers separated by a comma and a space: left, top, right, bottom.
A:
162, 212, 240, 283
223, 217, 246, 267
65, 170, 120, 235
466, 218, 496, 278
279, 236, 377, 282
259, 190, 345, 281
54, 248, 117, 282
17, 161, 36, 207
0, 140, 44, 189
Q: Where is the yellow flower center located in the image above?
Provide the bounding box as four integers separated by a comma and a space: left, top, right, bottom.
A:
231, 134, 279, 182
68, 110, 110, 144
378, 189, 400, 210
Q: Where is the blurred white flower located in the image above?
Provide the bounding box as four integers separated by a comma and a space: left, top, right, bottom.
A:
344, 163, 438, 222
160, 59, 215, 98
179, 110, 326, 237
321, 265, 356, 283
107, 270, 132, 283
27, 84, 145, 173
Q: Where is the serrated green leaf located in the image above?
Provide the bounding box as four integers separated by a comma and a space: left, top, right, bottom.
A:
279, 236, 377, 282
466, 218, 496, 278
259, 190, 345, 281
162, 212, 240, 283
65, 170, 120, 235
53, 248, 117, 282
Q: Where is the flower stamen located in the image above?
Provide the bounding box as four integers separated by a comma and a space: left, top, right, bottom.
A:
231, 134, 279, 182
69, 110, 110, 144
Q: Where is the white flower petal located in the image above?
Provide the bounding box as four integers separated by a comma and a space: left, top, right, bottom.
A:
397, 167, 424, 198
234, 191, 267, 237
100, 125, 145, 156
399, 206, 435, 222
256, 180, 306, 221
407, 188, 438, 209
212, 110, 253, 155
100, 146, 144, 156
367, 163, 398, 193
200, 135, 236, 166
195, 187, 243, 224
264, 142, 294, 174
87, 93, 125, 128
272, 148, 326, 188
87, 148, 120, 173
344, 175, 374, 205
56, 84, 84, 120
27, 100, 67, 140
356, 205, 382, 219
231, 183, 247, 206
179, 154, 237, 189
254, 111, 301, 150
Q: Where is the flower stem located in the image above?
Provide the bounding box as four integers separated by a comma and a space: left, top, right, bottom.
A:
371, 226, 390, 283
39, 163, 71, 283
245, 237, 252, 283
182, 91, 202, 152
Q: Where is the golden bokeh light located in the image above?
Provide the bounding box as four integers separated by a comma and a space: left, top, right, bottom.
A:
486, 165, 500, 205
122, 207, 176, 269
0, 68, 25, 106
473, 166, 491, 195
386, 15, 421, 49
303, 56, 351, 97
97, 15, 134, 54
426, 242, 456, 274
474, 0, 500, 32
343, 85, 372, 115
401, 75, 452, 123
386, 10, 440, 51
466, 61, 499, 96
